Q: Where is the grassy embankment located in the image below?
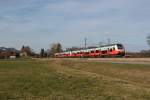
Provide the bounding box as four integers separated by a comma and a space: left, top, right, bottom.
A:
0, 58, 150, 100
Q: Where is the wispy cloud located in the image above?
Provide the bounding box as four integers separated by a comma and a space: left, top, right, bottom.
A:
0, 0, 150, 52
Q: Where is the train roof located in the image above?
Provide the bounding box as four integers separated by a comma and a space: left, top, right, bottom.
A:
56, 43, 123, 54
99, 43, 123, 47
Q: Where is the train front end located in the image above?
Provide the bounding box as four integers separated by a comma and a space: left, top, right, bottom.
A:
116, 44, 125, 57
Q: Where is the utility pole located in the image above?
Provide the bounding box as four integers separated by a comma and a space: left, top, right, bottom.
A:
84, 37, 87, 49
108, 38, 111, 45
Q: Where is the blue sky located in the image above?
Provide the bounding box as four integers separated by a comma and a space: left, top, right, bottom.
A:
0, 0, 150, 52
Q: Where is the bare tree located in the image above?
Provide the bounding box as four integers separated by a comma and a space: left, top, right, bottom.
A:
49, 43, 62, 57
66, 46, 83, 51
40, 49, 45, 58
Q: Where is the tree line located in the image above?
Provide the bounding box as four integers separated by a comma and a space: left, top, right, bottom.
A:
1, 34, 150, 59
20, 43, 63, 58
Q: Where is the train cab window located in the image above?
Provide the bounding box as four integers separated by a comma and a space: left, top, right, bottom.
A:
117, 44, 123, 49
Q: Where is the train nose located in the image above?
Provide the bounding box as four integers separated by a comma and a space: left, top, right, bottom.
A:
119, 50, 125, 56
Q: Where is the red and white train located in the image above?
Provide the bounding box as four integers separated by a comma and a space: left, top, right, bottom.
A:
55, 44, 125, 58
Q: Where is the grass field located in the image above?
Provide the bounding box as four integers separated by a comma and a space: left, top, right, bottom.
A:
0, 58, 150, 100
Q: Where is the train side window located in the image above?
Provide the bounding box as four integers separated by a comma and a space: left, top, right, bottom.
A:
102, 50, 107, 54
110, 48, 112, 52
96, 50, 100, 53
113, 47, 115, 50
91, 51, 94, 53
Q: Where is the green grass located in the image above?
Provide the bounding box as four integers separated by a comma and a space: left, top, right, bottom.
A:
0, 59, 150, 100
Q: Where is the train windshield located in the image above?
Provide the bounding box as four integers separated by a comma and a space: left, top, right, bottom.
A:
117, 44, 123, 49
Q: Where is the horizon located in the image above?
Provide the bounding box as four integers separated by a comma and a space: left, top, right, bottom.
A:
0, 0, 150, 52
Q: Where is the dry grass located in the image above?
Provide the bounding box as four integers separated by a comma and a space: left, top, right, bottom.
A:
0, 59, 150, 100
